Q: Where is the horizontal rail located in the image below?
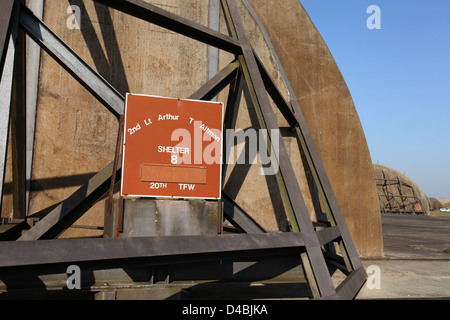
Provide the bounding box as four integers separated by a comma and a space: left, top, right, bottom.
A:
316, 226, 341, 246
2, 233, 306, 268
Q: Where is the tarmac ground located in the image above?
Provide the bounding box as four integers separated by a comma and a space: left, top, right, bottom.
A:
354, 214, 450, 299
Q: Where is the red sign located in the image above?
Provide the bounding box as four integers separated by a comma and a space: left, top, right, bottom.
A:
121, 94, 223, 199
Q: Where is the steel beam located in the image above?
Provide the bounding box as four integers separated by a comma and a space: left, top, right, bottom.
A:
188, 60, 239, 101
18, 161, 121, 241
222, 0, 309, 233
335, 267, 367, 300
254, 53, 297, 128
222, 191, 266, 234
19, 5, 124, 118
316, 226, 341, 247
10, 0, 26, 220
92, 0, 242, 55
222, 71, 243, 184
2, 233, 305, 268
251, 39, 363, 272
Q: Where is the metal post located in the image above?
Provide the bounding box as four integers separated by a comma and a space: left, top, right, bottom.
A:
11, 0, 26, 220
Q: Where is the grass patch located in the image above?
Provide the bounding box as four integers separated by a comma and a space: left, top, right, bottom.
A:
442, 249, 450, 254
430, 210, 450, 217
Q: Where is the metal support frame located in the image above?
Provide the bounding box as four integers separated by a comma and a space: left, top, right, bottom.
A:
376, 169, 425, 215
0, 0, 366, 299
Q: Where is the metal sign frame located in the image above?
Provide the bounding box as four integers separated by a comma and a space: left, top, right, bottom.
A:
0, 0, 366, 299
120, 93, 224, 200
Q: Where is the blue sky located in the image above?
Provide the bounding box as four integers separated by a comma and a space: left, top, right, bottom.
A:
300, 0, 450, 198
